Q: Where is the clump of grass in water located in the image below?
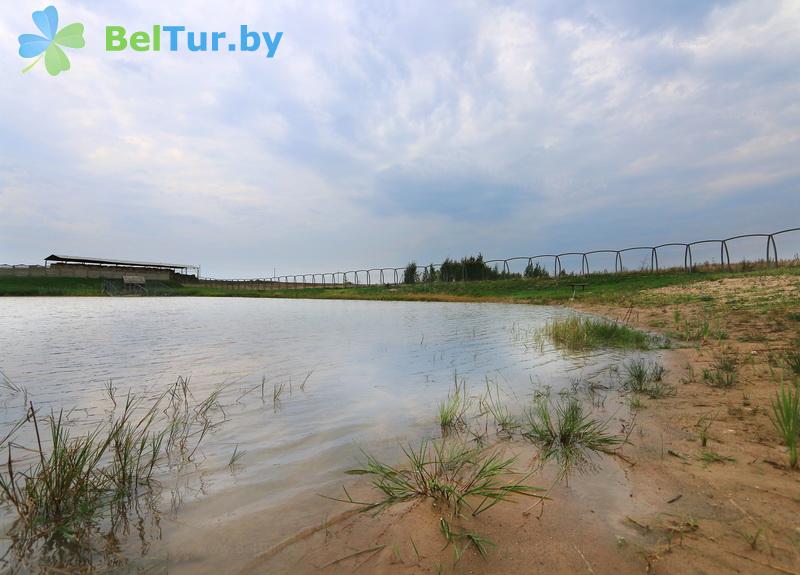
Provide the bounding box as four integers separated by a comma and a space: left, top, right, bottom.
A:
623, 358, 674, 399
438, 377, 471, 431
342, 439, 544, 516
0, 401, 164, 565
480, 381, 519, 437
0, 379, 224, 570
542, 316, 650, 351
770, 381, 800, 469
522, 395, 624, 477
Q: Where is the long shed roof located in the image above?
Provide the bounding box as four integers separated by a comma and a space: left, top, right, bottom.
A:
45, 254, 197, 271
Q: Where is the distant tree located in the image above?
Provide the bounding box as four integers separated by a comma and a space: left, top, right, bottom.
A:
403, 262, 418, 284
524, 261, 550, 278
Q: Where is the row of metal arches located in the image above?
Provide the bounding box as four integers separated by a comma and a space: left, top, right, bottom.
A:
210, 228, 797, 287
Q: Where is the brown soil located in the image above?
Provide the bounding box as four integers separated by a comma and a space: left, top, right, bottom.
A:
238, 276, 800, 575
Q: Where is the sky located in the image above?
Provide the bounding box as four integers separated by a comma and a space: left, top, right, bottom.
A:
1, 0, 799, 278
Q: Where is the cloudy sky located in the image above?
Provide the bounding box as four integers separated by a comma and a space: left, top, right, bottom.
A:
1, 0, 798, 277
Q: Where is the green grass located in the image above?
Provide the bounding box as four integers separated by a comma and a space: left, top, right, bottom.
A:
785, 350, 800, 377
542, 316, 651, 351
439, 517, 496, 559
438, 378, 472, 431
697, 413, 715, 447
0, 277, 109, 296
771, 381, 800, 469
702, 351, 739, 388
342, 439, 544, 516
0, 403, 163, 565
480, 382, 519, 437
522, 395, 624, 477
623, 358, 674, 398
699, 450, 735, 465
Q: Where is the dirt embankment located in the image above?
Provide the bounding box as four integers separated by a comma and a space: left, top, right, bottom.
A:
243, 275, 800, 575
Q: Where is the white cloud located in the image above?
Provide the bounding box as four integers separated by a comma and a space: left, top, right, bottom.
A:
0, 0, 798, 275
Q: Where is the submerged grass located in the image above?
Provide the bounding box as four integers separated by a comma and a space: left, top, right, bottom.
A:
343, 439, 544, 517
541, 316, 651, 351
522, 395, 624, 477
0, 378, 224, 571
480, 382, 519, 437
0, 402, 162, 565
438, 377, 471, 431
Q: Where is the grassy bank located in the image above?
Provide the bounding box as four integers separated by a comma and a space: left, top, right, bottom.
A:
2, 266, 799, 309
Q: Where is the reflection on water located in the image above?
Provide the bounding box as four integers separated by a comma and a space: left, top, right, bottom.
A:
0, 297, 649, 572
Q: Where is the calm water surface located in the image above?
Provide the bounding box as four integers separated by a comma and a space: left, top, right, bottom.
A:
0, 297, 646, 572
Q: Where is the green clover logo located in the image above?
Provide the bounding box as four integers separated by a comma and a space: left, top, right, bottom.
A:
18, 6, 85, 76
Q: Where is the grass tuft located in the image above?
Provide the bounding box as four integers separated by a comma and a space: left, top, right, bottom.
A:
623, 358, 674, 399
702, 351, 739, 388
770, 381, 800, 469
480, 381, 519, 437
699, 450, 735, 465
343, 439, 544, 516
522, 395, 624, 477
785, 350, 800, 377
438, 377, 472, 431
697, 413, 715, 447
542, 316, 650, 351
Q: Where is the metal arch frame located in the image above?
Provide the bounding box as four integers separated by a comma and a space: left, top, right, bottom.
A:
617, 246, 656, 272
651, 243, 688, 272
555, 252, 589, 276
414, 264, 440, 284
723, 229, 800, 267
720, 234, 772, 268
498, 257, 529, 277
373, 267, 401, 285
685, 239, 728, 272
354, 269, 370, 286
483, 258, 509, 280
770, 227, 800, 265
522, 254, 560, 278
196, 227, 799, 285
583, 250, 622, 274
366, 268, 391, 285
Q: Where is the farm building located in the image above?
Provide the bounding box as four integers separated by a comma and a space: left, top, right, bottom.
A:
0, 255, 203, 281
